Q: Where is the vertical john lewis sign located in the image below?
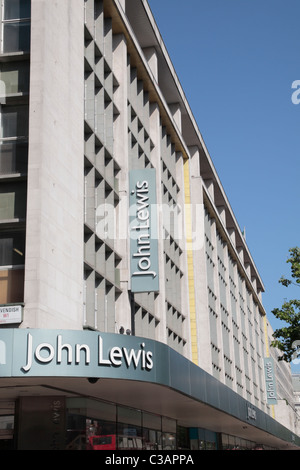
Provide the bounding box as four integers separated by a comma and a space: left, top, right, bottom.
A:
129, 169, 159, 293
264, 357, 277, 405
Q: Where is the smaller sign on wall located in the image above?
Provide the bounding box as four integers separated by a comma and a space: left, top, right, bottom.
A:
0, 305, 22, 325
264, 357, 277, 405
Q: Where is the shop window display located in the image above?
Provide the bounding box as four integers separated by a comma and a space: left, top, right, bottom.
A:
65, 398, 178, 451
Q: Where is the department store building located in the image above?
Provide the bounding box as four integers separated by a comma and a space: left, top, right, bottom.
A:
0, 0, 299, 450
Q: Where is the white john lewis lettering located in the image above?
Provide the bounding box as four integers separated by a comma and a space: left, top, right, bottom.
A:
131, 180, 157, 279
22, 334, 153, 373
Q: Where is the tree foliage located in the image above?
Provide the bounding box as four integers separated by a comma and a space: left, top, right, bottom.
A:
270, 247, 300, 363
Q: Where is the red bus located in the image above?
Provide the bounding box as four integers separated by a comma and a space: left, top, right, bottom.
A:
87, 434, 144, 450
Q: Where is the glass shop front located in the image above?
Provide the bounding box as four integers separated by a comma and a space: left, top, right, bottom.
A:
10, 396, 190, 450
65, 397, 180, 451
0, 396, 280, 450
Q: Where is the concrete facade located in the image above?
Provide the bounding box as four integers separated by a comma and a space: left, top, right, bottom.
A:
0, 0, 298, 450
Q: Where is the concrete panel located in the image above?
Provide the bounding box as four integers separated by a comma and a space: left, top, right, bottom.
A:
24, 0, 85, 329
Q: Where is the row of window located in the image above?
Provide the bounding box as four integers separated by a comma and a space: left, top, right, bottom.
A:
83, 17, 121, 332
0, 0, 30, 307
205, 205, 268, 408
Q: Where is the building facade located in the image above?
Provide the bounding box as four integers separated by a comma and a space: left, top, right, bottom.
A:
292, 373, 300, 435
0, 0, 299, 450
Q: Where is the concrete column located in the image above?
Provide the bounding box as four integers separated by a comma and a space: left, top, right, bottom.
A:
245, 262, 251, 278
143, 47, 158, 82
228, 228, 236, 246
204, 179, 214, 201
237, 246, 244, 263
189, 147, 211, 369
149, 102, 167, 344
112, 33, 131, 333
24, 0, 84, 329
169, 103, 182, 133
217, 206, 226, 225
178, 153, 192, 360
223, 242, 235, 388
210, 215, 223, 378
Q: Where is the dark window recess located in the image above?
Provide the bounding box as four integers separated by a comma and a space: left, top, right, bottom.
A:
0, 231, 25, 266
0, 141, 28, 175
3, 0, 31, 20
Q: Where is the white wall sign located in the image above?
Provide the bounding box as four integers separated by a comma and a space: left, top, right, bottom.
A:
0, 305, 22, 324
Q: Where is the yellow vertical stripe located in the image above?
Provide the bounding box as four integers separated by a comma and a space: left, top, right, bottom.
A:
184, 159, 198, 365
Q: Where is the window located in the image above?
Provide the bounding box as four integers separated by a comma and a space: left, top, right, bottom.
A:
0, 61, 30, 95
0, 231, 25, 266
0, 181, 27, 220
0, 105, 29, 138
1, 0, 31, 54
2, 21, 30, 53
66, 399, 179, 451
3, 0, 31, 20
0, 140, 28, 175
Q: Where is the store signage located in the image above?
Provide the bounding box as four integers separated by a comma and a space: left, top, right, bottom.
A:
0, 305, 22, 324
0, 329, 154, 379
247, 405, 257, 421
129, 169, 159, 293
264, 357, 277, 405
21, 333, 153, 373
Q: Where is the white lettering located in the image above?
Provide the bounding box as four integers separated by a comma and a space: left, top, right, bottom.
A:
75, 343, 90, 364
131, 218, 150, 231
98, 337, 154, 370
136, 180, 148, 190
138, 209, 149, 221
138, 256, 151, 270
35, 343, 55, 364
146, 351, 153, 370
105, 456, 140, 467
132, 270, 157, 278
131, 180, 157, 280
110, 346, 123, 366
292, 80, 300, 104
122, 347, 142, 369
247, 406, 256, 420
98, 336, 111, 365
22, 333, 33, 372
57, 335, 72, 364
21, 333, 154, 373
149, 455, 194, 464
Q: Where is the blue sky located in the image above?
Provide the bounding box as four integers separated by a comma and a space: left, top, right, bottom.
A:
148, 0, 300, 370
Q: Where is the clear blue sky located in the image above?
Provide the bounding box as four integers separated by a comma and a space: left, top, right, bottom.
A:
148, 0, 300, 370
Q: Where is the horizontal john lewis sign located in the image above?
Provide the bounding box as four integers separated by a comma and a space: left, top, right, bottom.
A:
0, 329, 155, 379
22, 333, 153, 373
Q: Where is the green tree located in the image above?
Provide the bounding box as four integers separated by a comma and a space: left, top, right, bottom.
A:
271, 247, 300, 363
